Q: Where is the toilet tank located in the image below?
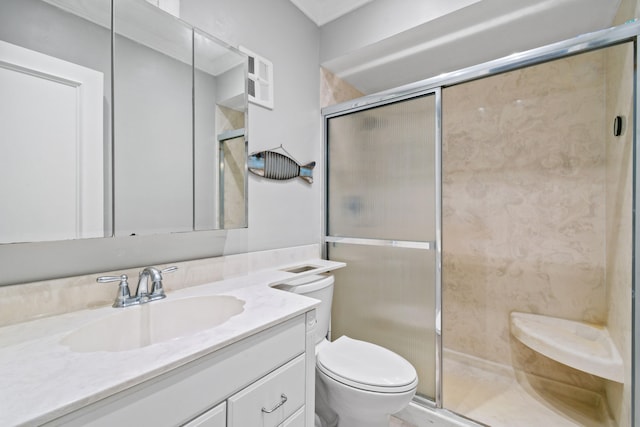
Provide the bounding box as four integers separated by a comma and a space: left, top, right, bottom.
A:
272, 274, 334, 344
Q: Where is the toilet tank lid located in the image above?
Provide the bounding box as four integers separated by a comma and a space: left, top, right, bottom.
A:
272, 274, 333, 294
317, 336, 417, 393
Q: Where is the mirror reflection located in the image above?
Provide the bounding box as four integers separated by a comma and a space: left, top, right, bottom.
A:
0, 0, 247, 244
114, 0, 195, 236
193, 28, 247, 231
0, 0, 112, 244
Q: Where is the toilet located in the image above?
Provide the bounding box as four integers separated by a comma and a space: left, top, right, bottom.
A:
274, 274, 418, 427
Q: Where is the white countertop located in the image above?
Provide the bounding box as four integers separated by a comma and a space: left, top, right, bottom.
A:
0, 259, 344, 426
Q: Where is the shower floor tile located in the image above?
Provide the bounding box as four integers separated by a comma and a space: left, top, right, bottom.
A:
390, 415, 418, 427
443, 350, 615, 427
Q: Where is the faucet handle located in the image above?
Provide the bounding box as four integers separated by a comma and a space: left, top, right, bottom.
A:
149, 266, 178, 300
97, 274, 134, 308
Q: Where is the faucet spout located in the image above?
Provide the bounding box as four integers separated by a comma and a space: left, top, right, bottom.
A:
135, 268, 154, 302
136, 266, 178, 302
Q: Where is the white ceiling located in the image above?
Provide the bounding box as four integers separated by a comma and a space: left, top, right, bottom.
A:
289, 0, 374, 26
291, 0, 622, 94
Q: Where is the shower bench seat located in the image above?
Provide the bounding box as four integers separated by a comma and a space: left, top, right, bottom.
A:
510, 312, 624, 383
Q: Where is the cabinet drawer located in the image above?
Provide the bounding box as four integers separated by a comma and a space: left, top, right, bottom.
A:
183, 402, 226, 427
228, 354, 305, 427
279, 407, 305, 427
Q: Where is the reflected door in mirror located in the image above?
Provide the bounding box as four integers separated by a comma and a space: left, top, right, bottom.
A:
0, 40, 104, 243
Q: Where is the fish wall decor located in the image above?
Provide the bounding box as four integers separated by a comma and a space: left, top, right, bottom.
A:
248, 149, 315, 184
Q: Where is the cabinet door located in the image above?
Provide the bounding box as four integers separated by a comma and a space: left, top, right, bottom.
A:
228, 355, 305, 427
183, 402, 226, 427
279, 407, 305, 427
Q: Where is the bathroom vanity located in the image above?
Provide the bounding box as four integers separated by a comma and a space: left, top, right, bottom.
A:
0, 259, 344, 427
50, 316, 309, 427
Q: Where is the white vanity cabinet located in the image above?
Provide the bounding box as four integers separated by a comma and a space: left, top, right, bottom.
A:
280, 407, 306, 427
227, 354, 305, 426
184, 402, 226, 427
45, 313, 315, 427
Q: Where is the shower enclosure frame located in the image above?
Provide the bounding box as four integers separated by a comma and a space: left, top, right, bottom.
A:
323, 87, 443, 405
322, 21, 640, 425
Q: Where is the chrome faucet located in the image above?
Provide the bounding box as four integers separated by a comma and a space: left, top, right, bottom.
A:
136, 266, 178, 302
97, 266, 178, 308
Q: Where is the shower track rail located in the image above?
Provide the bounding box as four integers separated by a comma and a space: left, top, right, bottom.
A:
324, 236, 434, 251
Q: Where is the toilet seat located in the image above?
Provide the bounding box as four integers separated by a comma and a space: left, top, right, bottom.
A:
317, 336, 418, 393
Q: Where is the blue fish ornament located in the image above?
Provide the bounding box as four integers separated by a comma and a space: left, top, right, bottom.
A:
248, 150, 315, 184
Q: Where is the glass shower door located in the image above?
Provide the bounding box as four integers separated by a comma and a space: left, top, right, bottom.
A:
325, 92, 440, 401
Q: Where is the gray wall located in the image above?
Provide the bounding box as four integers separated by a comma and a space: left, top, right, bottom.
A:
181, 0, 322, 252
0, 0, 322, 285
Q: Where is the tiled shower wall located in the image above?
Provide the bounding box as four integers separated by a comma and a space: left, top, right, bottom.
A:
320, 67, 364, 108
604, 43, 633, 426
442, 44, 632, 425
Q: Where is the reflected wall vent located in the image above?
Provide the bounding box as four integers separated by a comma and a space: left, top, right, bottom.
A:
240, 46, 274, 110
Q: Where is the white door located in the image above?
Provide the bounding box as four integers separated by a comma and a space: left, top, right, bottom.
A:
0, 40, 104, 243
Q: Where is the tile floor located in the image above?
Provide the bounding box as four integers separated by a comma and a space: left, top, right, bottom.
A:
443, 350, 614, 427
390, 414, 418, 427
393, 349, 615, 427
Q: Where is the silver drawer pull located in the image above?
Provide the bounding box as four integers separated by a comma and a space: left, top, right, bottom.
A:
261, 393, 287, 414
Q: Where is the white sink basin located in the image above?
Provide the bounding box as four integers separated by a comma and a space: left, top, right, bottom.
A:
61, 295, 245, 352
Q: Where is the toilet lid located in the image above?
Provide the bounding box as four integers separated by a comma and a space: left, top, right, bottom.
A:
317, 336, 418, 393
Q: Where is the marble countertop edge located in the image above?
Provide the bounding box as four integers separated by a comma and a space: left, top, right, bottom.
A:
0, 258, 343, 426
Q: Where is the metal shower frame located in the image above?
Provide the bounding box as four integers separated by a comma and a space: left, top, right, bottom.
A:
322, 21, 640, 425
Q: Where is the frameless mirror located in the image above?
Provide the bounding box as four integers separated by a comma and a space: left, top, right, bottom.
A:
0, 0, 248, 245
0, 0, 113, 244
113, 0, 195, 236
193, 28, 247, 230
114, 0, 247, 235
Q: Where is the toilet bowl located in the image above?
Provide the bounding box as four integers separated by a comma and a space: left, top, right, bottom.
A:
316, 335, 417, 427
273, 274, 418, 427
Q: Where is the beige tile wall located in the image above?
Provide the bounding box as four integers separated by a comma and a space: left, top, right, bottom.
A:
442, 48, 614, 394
605, 17, 636, 427
604, 43, 634, 427
320, 67, 364, 108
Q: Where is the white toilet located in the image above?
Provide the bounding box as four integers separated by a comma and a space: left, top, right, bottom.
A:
275, 274, 418, 427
